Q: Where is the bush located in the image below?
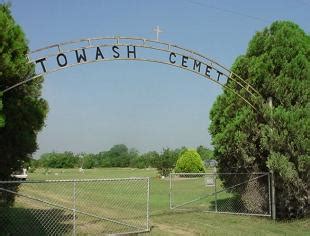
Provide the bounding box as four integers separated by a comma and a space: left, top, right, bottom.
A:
175, 149, 205, 173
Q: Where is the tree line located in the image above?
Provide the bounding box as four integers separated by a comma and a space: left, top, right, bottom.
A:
31, 144, 213, 176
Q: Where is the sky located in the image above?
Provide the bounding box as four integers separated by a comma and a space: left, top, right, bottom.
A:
7, 0, 310, 157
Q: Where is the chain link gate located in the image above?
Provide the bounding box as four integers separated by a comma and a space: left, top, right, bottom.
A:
169, 172, 272, 217
0, 178, 150, 235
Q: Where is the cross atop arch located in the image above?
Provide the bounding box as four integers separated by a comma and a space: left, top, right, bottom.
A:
153, 26, 163, 41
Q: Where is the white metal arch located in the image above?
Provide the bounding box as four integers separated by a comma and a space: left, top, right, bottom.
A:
2, 36, 262, 110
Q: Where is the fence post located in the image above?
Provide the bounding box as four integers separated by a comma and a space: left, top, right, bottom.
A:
268, 172, 272, 217
271, 171, 276, 220
169, 174, 172, 209
73, 180, 77, 236
146, 177, 150, 231
214, 173, 218, 212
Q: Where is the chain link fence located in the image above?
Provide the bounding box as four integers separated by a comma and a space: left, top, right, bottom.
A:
0, 178, 150, 235
169, 172, 271, 217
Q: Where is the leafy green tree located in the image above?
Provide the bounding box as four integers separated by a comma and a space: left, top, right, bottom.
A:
128, 148, 139, 163
95, 144, 137, 167
174, 146, 187, 158
0, 4, 48, 181
96, 151, 112, 167
81, 154, 96, 169
175, 149, 205, 173
130, 151, 159, 168
39, 152, 79, 168
197, 145, 214, 161
153, 148, 178, 176
209, 21, 309, 218
105, 144, 129, 167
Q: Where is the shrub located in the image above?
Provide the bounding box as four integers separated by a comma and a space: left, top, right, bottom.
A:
175, 149, 205, 173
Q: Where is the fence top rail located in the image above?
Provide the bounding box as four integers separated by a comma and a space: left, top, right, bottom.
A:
170, 172, 269, 175
0, 177, 149, 184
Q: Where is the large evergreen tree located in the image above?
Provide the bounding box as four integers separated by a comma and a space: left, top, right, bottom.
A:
209, 21, 309, 218
0, 4, 48, 181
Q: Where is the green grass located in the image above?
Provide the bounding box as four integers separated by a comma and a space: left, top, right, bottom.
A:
149, 212, 310, 236
1, 168, 309, 235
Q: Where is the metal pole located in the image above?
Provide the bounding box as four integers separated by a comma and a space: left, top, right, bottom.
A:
268, 98, 276, 220
271, 171, 276, 220
73, 180, 77, 236
146, 177, 150, 231
169, 174, 172, 209
268, 173, 272, 217
214, 173, 218, 212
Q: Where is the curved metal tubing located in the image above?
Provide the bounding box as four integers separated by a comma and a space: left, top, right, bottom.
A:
5, 58, 257, 110
2, 36, 262, 109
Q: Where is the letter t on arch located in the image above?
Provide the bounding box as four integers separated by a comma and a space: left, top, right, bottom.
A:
35, 58, 47, 73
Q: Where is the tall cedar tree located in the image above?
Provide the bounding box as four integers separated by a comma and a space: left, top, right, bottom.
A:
210, 21, 309, 219
0, 4, 48, 181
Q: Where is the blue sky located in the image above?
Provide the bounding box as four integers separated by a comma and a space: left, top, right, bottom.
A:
8, 0, 310, 156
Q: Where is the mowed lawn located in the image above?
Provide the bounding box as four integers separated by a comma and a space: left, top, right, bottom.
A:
17, 168, 310, 235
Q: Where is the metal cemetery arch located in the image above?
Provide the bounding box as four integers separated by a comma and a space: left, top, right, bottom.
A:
2, 36, 262, 110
